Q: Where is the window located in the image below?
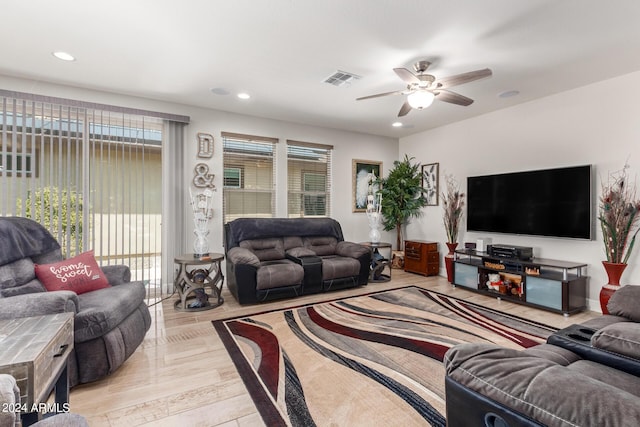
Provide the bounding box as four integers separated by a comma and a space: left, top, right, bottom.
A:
303, 172, 327, 216
0, 152, 35, 176
222, 132, 277, 223
287, 140, 332, 218
223, 167, 242, 188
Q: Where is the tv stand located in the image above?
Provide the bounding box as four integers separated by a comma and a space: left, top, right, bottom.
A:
452, 249, 587, 316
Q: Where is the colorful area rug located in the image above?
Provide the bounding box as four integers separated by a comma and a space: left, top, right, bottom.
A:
213, 286, 556, 427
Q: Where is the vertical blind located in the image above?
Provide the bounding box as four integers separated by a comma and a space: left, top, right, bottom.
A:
0, 91, 184, 303
286, 140, 333, 218
222, 132, 277, 223
86, 110, 164, 302
1, 98, 86, 256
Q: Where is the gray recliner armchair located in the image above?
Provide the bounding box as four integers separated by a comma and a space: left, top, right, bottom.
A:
0, 217, 151, 386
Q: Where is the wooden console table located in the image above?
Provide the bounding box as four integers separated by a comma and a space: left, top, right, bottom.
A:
174, 253, 225, 311
0, 313, 74, 425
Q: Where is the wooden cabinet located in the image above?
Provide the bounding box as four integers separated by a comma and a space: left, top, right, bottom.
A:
452, 249, 587, 316
404, 240, 439, 276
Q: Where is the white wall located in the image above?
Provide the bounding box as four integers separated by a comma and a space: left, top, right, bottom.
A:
0, 75, 398, 257
185, 108, 398, 254
400, 70, 640, 311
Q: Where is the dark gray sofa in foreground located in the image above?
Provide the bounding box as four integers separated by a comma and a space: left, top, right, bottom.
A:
444, 285, 640, 426
224, 218, 371, 304
0, 217, 151, 386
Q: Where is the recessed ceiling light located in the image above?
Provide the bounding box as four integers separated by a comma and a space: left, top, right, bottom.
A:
52, 51, 75, 61
392, 122, 403, 127
210, 87, 230, 95
237, 93, 251, 100
498, 90, 520, 98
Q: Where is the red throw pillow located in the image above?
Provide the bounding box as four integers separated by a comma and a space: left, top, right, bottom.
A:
35, 250, 110, 294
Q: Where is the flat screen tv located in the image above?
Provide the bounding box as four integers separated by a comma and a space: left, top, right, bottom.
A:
466, 165, 592, 240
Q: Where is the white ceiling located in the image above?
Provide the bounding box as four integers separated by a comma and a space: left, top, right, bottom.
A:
2, 0, 640, 138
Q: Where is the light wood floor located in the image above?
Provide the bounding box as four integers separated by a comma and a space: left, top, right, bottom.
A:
69, 270, 599, 426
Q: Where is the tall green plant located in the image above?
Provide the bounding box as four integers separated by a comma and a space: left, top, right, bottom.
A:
16, 187, 83, 257
377, 155, 427, 250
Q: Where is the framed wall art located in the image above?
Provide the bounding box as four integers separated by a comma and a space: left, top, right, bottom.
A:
352, 159, 382, 212
421, 162, 439, 206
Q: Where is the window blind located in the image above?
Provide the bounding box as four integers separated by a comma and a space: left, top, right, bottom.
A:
222, 132, 277, 223
0, 93, 168, 302
286, 140, 333, 218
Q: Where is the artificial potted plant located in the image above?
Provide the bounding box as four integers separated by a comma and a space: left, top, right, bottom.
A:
442, 174, 465, 283
598, 164, 640, 313
377, 155, 427, 251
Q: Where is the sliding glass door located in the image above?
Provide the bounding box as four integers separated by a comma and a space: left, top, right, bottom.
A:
0, 94, 164, 300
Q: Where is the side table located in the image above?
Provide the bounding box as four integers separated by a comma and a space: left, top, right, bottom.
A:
404, 240, 439, 276
0, 313, 74, 425
360, 241, 392, 282
174, 253, 225, 311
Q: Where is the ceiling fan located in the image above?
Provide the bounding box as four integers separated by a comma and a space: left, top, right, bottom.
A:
356, 60, 492, 117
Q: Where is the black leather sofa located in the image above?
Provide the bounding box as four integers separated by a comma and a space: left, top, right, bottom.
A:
224, 217, 371, 304
444, 285, 640, 427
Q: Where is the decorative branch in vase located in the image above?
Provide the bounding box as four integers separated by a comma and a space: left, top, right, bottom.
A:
442, 174, 465, 283
600, 163, 640, 264
190, 188, 215, 257
598, 163, 640, 313
442, 175, 465, 247
366, 171, 383, 243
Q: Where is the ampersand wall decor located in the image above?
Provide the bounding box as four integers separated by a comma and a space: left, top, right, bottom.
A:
193, 163, 215, 188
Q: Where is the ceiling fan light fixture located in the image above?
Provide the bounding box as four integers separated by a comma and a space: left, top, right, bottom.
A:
407, 91, 435, 109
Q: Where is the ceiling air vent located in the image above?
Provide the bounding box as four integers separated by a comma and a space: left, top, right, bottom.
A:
323, 70, 361, 87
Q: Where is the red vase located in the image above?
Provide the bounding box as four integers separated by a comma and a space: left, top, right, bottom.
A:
445, 242, 458, 283
600, 261, 627, 314
446, 242, 458, 256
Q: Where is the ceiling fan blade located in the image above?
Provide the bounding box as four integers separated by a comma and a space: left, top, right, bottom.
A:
398, 101, 412, 117
356, 90, 405, 101
393, 68, 420, 84
435, 68, 492, 89
435, 90, 474, 106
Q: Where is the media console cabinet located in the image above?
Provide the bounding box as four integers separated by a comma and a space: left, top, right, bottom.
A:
453, 249, 587, 316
